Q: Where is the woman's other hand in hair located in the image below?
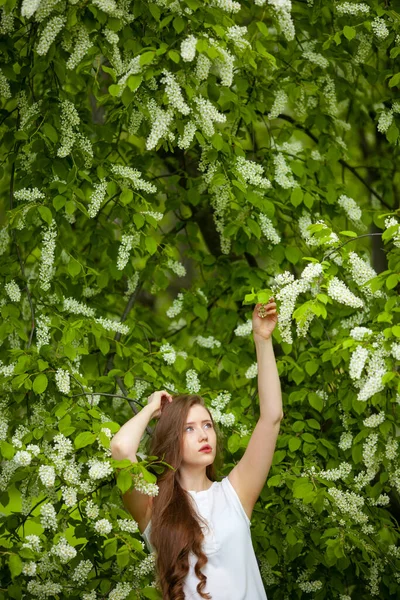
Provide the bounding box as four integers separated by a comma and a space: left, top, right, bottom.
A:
146, 390, 173, 419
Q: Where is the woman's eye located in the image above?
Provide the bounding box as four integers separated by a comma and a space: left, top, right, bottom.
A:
185, 423, 212, 432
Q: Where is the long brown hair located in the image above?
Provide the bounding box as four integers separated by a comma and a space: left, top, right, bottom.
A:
144, 394, 224, 600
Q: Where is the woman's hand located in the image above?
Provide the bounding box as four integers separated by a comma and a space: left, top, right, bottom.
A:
146, 390, 173, 419
252, 298, 278, 341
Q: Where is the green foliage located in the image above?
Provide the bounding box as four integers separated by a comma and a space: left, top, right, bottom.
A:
0, 0, 400, 598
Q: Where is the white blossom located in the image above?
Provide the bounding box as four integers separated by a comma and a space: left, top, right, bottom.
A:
66, 26, 92, 70
5, 280, 21, 302
55, 368, 70, 394
350, 327, 372, 341
39, 220, 57, 291
245, 362, 258, 379
259, 214, 280, 244
51, 537, 77, 563
336, 2, 370, 15
186, 369, 200, 393
337, 194, 362, 222
327, 277, 364, 308
195, 335, 221, 349
166, 259, 186, 277
181, 35, 197, 61
94, 518, 112, 535
371, 17, 389, 40
273, 152, 297, 189
36, 16, 66, 56
268, 90, 288, 119
160, 343, 176, 365
40, 503, 58, 531
349, 346, 369, 380
88, 181, 108, 218
161, 70, 190, 115
234, 319, 253, 336
363, 412, 385, 428
13, 450, 32, 467
87, 458, 113, 480
39, 465, 56, 487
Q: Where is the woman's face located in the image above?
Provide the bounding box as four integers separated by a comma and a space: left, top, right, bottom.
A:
182, 404, 216, 464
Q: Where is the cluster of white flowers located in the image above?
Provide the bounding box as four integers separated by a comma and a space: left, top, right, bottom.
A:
125, 271, 140, 297
0, 226, 9, 256
61, 485, 77, 507
178, 121, 197, 149
55, 368, 70, 394
349, 346, 369, 380
36, 15, 65, 55
384, 216, 400, 248
5, 280, 21, 302
63, 296, 96, 317
17, 92, 42, 131
0, 68, 11, 99
116, 55, 142, 92
302, 41, 329, 69
235, 156, 271, 189
350, 327, 372, 341
51, 537, 77, 563
39, 465, 56, 487
57, 99, 80, 158
226, 25, 250, 51
245, 362, 258, 379
327, 277, 364, 308
258, 214, 281, 245
268, 0, 295, 41
296, 572, 323, 593
142, 210, 164, 221
391, 343, 400, 361
71, 559, 93, 585
27, 580, 62, 597
117, 231, 140, 270
298, 212, 339, 248
166, 258, 186, 277
356, 345, 387, 402
40, 503, 58, 531
211, 390, 231, 411
0, 7, 14, 35
87, 458, 113, 480
132, 471, 159, 496
36, 314, 51, 350
13, 450, 32, 466
273, 153, 297, 189
87, 181, 108, 218
210, 0, 241, 12
336, 2, 370, 15
186, 369, 201, 393
109, 582, 133, 600
145, 99, 174, 151
128, 109, 143, 135
118, 518, 138, 533
166, 292, 184, 318
328, 487, 368, 524
161, 69, 191, 115
22, 561, 37, 576
234, 319, 252, 336
377, 109, 393, 133
181, 35, 197, 61
347, 251, 382, 299
66, 26, 92, 70
371, 17, 389, 40
363, 411, 385, 428
98, 318, 130, 334
22, 534, 42, 553
193, 95, 227, 138
385, 436, 398, 461
39, 220, 57, 291
160, 343, 176, 365
319, 462, 352, 481
338, 431, 353, 451
195, 54, 212, 80
337, 194, 362, 222
85, 499, 100, 520
111, 164, 157, 194
195, 335, 221, 349
94, 518, 112, 535
268, 89, 288, 120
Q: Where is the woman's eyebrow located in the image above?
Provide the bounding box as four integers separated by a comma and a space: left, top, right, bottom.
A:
185, 420, 211, 425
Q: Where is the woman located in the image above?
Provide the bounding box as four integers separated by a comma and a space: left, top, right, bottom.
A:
111, 299, 283, 599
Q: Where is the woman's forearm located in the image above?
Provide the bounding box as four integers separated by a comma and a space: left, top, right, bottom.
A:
110, 403, 155, 461
254, 336, 283, 423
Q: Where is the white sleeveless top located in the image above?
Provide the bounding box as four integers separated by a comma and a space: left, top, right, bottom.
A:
141, 476, 268, 600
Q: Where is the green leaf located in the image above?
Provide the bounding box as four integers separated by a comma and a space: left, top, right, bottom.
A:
389, 72, 400, 88
127, 74, 142, 92
168, 49, 180, 63
307, 418, 320, 430
267, 474, 282, 487
392, 325, 400, 337
8, 554, 22, 578
386, 273, 399, 289
343, 26, 356, 41
289, 437, 301, 452
247, 218, 261, 239
33, 374, 48, 394
42, 123, 59, 143
145, 236, 158, 255
104, 538, 117, 560
290, 187, 303, 207
173, 16, 185, 33
285, 246, 302, 265
1, 441, 15, 459
142, 587, 163, 600
211, 133, 223, 150
74, 431, 97, 449
228, 433, 240, 453
68, 259, 81, 277
140, 51, 155, 66
108, 84, 121, 96
308, 393, 323, 412
38, 206, 53, 225
117, 470, 132, 494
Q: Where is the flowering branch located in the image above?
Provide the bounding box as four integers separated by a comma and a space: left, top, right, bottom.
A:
323, 233, 383, 261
